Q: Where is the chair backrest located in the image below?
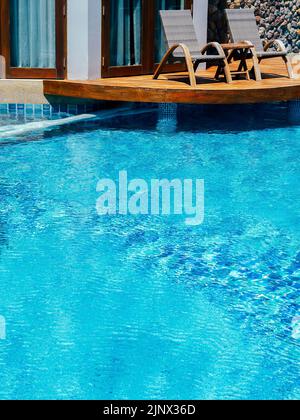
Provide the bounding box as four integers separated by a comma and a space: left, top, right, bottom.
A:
160, 10, 200, 58
226, 8, 263, 51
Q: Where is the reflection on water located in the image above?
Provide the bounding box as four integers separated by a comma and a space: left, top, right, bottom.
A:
0, 103, 299, 400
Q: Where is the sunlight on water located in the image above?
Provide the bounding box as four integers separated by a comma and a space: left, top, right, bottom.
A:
0, 103, 299, 400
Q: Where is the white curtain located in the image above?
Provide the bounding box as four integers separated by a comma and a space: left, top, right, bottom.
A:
10, 0, 56, 68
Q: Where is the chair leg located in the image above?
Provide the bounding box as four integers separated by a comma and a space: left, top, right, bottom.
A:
153, 47, 177, 81
252, 55, 294, 80
223, 58, 233, 84
153, 43, 197, 88
283, 55, 295, 79
251, 50, 262, 81
240, 55, 249, 72
226, 51, 235, 64
214, 60, 232, 83
215, 65, 222, 80
238, 61, 244, 72
193, 60, 201, 72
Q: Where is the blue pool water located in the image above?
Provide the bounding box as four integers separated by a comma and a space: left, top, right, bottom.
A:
0, 103, 299, 400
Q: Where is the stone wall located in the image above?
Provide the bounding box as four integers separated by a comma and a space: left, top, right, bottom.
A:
208, 0, 300, 53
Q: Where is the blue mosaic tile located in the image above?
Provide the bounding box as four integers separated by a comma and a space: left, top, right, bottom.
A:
67, 104, 78, 114
0, 102, 103, 118
33, 104, 43, 114
42, 104, 51, 115
85, 104, 94, 113
77, 104, 87, 114
52, 105, 60, 113
60, 104, 67, 113
0, 104, 8, 113
24, 104, 34, 115
8, 104, 17, 112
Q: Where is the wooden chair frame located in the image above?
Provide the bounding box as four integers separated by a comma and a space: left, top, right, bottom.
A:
153, 42, 233, 87
226, 9, 295, 81
262, 40, 295, 79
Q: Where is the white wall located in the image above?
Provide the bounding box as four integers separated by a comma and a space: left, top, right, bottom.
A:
0, 56, 6, 79
67, 0, 101, 80
193, 0, 209, 47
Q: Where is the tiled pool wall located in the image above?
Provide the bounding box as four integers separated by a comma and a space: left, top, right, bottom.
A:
0, 101, 299, 125
0, 101, 160, 119
0, 102, 108, 118
288, 99, 300, 123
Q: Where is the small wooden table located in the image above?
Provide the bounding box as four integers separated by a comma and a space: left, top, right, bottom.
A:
216, 42, 255, 81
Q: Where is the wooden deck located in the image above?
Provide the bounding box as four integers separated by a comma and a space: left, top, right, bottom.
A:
44, 59, 300, 105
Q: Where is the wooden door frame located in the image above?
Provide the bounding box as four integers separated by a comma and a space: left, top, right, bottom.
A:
0, 0, 67, 79
101, 0, 149, 78
101, 0, 193, 78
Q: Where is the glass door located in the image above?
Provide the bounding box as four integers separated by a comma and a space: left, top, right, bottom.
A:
102, 0, 144, 77
109, 0, 142, 68
102, 0, 192, 77
0, 0, 66, 79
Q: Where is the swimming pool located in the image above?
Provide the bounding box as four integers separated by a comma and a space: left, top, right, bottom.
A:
0, 102, 299, 400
